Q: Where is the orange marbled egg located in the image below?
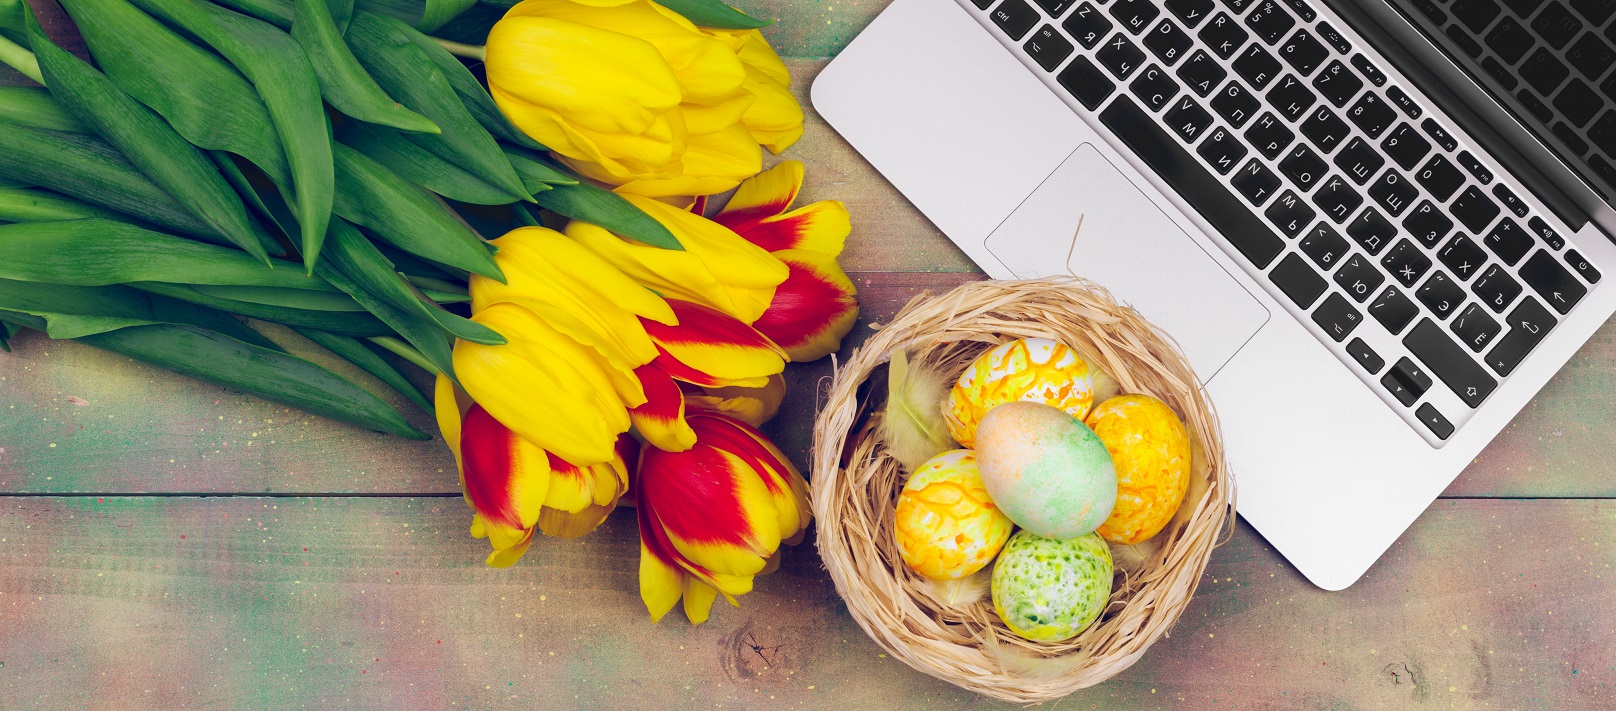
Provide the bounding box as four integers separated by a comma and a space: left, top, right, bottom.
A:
1085, 395, 1191, 545
946, 338, 1094, 448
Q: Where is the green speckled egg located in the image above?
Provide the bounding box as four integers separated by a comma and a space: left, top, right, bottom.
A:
975, 401, 1118, 540
991, 530, 1113, 643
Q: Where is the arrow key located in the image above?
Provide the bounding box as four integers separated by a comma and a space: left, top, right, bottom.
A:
1485, 296, 1556, 376
1381, 356, 1432, 406
1415, 403, 1454, 440
1518, 250, 1587, 314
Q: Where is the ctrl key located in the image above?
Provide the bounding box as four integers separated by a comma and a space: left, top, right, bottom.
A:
1415, 403, 1454, 440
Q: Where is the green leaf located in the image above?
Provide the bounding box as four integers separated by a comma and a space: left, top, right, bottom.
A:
0, 318, 12, 352
504, 146, 578, 187
295, 327, 433, 414
354, 0, 475, 32
427, 2, 502, 46
0, 186, 132, 222
314, 256, 459, 384
291, 0, 441, 134
0, 278, 280, 347
26, 7, 271, 264
209, 0, 292, 25
190, 285, 369, 311
323, 216, 504, 344
332, 142, 505, 280
652, 0, 768, 29
0, 219, 333, 290
531, 165, 684, 251
405, 26, 545, 151
79, 323, 426, 439
339, 121, 520, 205
0, 85, 89, 133
130, 281, 392, 336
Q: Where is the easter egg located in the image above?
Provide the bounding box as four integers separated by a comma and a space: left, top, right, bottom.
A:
946, 338, 1094, 448
1085, 395, 1192, 545
975, 401, 1117, 540
991, 530, 1113, 642
893, 450, 1015, 580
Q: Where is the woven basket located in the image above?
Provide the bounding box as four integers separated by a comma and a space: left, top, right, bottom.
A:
810, 278, 1234, 703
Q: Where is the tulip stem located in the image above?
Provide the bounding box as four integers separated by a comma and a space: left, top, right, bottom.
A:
431, 37, 486, 62
404, 274, 468, 296
368, 336, 439, 374
0, 34, 43, 86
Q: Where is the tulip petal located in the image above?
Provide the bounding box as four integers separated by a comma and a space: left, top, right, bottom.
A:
460, 405, 551, 542
713, 160, 801, 231
735, 200, 852, 256
644, 299, 787, 388
631, 364, 698, 452
638, 535, 685, 623
435, 373, 464, 464
640, 443, 779, 579
484, 524, 537, 568
688, 413, 811, 540
752, 249, 860, 363
738, 67, 804, 154
681, 577, 720, 624
487, 17, 681, 136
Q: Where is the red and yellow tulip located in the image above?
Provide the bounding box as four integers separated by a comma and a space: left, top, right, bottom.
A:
630, 298, 787, 451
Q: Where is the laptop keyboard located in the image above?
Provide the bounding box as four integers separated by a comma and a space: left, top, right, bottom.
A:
971, 0, 1603, 443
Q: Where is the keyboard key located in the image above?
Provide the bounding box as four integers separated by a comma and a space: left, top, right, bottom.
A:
1421, 118, 1459, 151
1588, 110, 1616, 156
1334, 252, 1385, 302
1279, 144, 1328, 189
990, 0, 1042, 40
1416, 270, 1466, 318
1279, 28, 1329, 76
1025, 25, 1076, 71
1490, 184, 1529, 218
1521, 47, 1571, 95
1415, 154, 1467, 200
1348, 206, 1397, 254
1446, 26, 1486, 58
1453, 185, 1503, 233
1485, 57, 1523, 90
1565, 248, 1601, 282
1312, 292, 1364, 341
1369, 284, 1420, 334
1484, 15, 1535, 65
1591, 154, 1616, 188
1381, 123, 1433, 170
1528, 216, 1566, 250
1383, 238, 1433, 287
1167, 0, 1216, 27
1457, 151, 1495, 183
1346, 92, 1398, 138
1245, 111, 1295, 157
1387, 86, 1422, 120
1346, 337, 1386, 373
1245, 0, 1296, 45
1516, 87, 1552, 120
1571, 0, 1616, 25
1450, 0, 1501, 34
1178, 50, 1228, 96
1110, 0, 1162, 35
1033, 0, 1077, 17
1405, 200, 1456, 248
1299, 105, 1350, 153
1212, 81, 1261, 127
1566, 31, 1616, 80
1553, 78, 1602, 127
1300, 222, 1351, 269
1404, 318, 1498, 407
1199, 12, 1250, 59
1266, 74, 1317, 121
1312, 60, 1365, 107
1439, 233, 1488, 280
1058, 56, 1118, 109
1483, 217, 1533, 265
973, 0, 993, 9
1232, 157, 1283, 205
1098, 33, 1148, 79
1381, 356, 1432, 406
1334, 136, 1386, 184
1282, 0, 1316, 21
1313, 175, 1365, 223
1416, 403, 1454, 439
1485, 296, 1555, 375
1269, 252, 1329, 306
1533, 2, 1584, 49
1164, 95, 1216, 142
1349, 54, 1388, 87
1220, 0, 1260, 11
1234, 43, 1283, 89
1265, 189, 1316, 236
1316, 21, 1352, 54
1472, 263, 1523, 312
1197, 125, 1250, 173
1551, 122, 1591, 155
1413, 0, 1449, 24
1064, 2, 1115, 49
1369, 168, 1418, 216
1452, 302, 1503, 352
1130, 64, 1182, 110
1101, 97, 1287, 266
1519, 249, 1588, 313
1145, 19, 1195, 65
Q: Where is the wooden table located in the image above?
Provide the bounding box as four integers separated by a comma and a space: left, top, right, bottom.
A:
3, 1, 1614, 707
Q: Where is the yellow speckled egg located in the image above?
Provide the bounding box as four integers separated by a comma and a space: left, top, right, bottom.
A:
1084, 395, 1191, 545
946, 338, 1094, 448
894, 450, 1015, 581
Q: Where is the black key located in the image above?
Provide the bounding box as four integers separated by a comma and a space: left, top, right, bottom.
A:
1413, 0, 1449, 23
1265, 189, 1316, 236
1026, 25, 1076, 71
1266, 74, 1317, 121
1528, 216, 1566, 250
1446, 26, 1486, 59
1458, 151, 1495, 183
1370, 284, 1420, 334
1199, 12, 1250, 59
1300, 222, 1351, 269
1233, 43, 1283, 89
1552, 122, 1591, 155
1279, 28, 1329, 76
1197, 124, 1250, 173
1245, 111, 1294, 157
1282, 0, 1316, 21
1422, 118, 1459, 151
1034, 0, 1078, 18
1416, 270, 1466, 318
1177, 50, 1228, 96
1232, 157, 1283, 205
1452, 303, 1503, 352
1102, 97, 1288, 266
1313, 175, 1365, 223
1167, 0, 1217, 27
1520, 47, 1571, 95
1472, 263, 1523, 312
1130, 64, 1182, 110
1406, 200, 1456, 248
1348, 206, 1398, 254
1415, 154, 1467, 200
1211, 81, 1261, 127
1316, 21, 1352, 54
1439, 234, 1489, 281
1369, 168, 1419, 216
1452, 185, 1503, 233
1333, 136, 1386, 184
1591, 154, 1616, 188
1346, 337, 1386, 373
1566, 32, 1616, 80
1486, 296, 1556, 375
1516, 87, 1552, 120
1164, 95, 1215, 142
1220, 0, 1261, 12
1565, 248, 1601, 282
973, 0, 993, 9
1572, 0, 1616, 25
1145, 19, 1195, 65
1485, 58, 1523, 91
1279, 143, 1328, 189
1404, 318, 1498, 407
1491, 184, 1529, 217
1416, 403, 1455, 439
1602, 69, 1616, 103
1245, 0, 1296, 45
1098, 33, 1148, 79
990, 0, 1042, 40
1300, 105, 1350, 153
1386, 86, 1423, 119
1450, 0, 1501, 34
1588, 110, 1616, 156
1533, 2, 1585, 49
1483, 217, 1533, 264
1312, 60, 1365, 107
1350, 54, 1388, 87
1312, 292, 1364, 341
1382, 123, 1433, 170
1553, 79, 1602, 127
1381, 356, 1432, 406
1333, 252, 1385, 302
1058, 56, 1118, 109
1110, 0, 1162, 35
1383, 238, 1434, 287
1484, 15, 1535, 65
1269, 252, 1329, 306
1519, 249, 1588, 313
1064, 2, 1115, 48
1346, 92, 1398, 138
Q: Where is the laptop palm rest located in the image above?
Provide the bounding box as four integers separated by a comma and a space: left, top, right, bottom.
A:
984, 143, 1270, 382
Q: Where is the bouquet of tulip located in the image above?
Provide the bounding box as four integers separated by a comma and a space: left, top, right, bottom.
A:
0, 0, 857, 624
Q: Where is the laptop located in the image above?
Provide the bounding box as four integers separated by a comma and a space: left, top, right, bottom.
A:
812, 0, 1616, 589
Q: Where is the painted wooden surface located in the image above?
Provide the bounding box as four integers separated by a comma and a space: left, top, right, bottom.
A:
1, 0, 1615, 707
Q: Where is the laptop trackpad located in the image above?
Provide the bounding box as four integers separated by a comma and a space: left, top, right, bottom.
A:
984, 143, 1269, 383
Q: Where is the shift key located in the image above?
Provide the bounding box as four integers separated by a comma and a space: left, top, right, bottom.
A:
1404, 318, 1497, 408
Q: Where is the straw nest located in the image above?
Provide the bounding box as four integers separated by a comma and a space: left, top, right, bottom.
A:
810, 278, 1234, 703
